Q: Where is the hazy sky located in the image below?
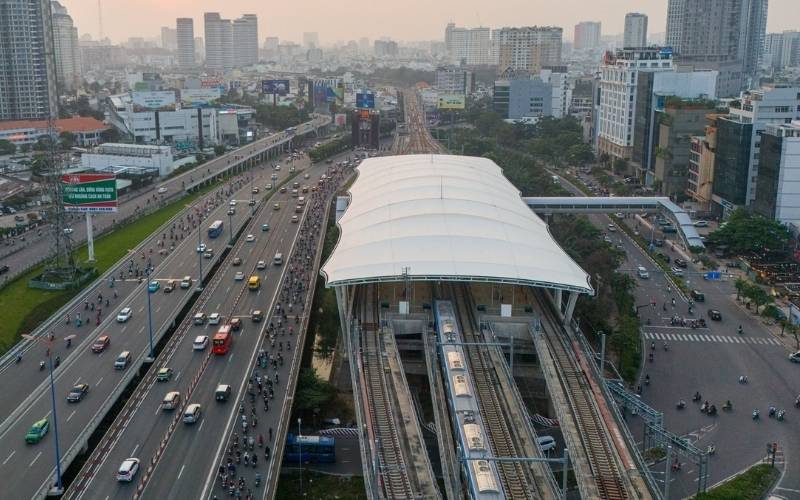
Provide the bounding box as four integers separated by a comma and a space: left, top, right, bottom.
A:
63, 0, 799, 45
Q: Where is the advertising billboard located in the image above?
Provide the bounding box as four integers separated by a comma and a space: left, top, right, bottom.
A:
262, 79, 291, 95
437, 94, 466, 110
356, 93, 375, 109
131, 91, 176, 112
180, 88, 221, 108
334, 113, 347, 127
61, 174, 118, 213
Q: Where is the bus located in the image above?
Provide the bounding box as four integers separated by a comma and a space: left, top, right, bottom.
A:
212, 324, 233, 355
284, 434, 335, 463
207, 220, 224, 239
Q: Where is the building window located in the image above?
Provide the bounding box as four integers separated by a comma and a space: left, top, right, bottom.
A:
775, 106, 790, 113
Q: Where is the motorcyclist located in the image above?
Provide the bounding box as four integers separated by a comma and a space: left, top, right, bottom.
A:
645, 374, 650, 385
693, 391, 701, 401
724, 400, 732, 410
738, 324, 743, 334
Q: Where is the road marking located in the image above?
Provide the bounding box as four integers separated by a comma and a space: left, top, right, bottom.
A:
66, 410, 76, 422
643, 331, 782, 345
138, 306, 145, 313
198, 420, 205, 432
96, 376, 104, 386
177, 464, 186, 481
74, 377, 81, 385
228, 353, 234, 364
131, 444, 139, 456
155, 306, 161, 313
29, 451, 41, 467
139, 326, 145, 334
175, 371, 181, 381
2, 450, 15, 465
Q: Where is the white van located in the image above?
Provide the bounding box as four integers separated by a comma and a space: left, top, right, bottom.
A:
162, 391, 181, 411
183, 403, 202, 424
273, 252, 283, 266
637, 266, 650, 279
114, 351, 131, 370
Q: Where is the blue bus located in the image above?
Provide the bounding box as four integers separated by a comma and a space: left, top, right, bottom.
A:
207, 220, 224, 239
284, 434, 335, 463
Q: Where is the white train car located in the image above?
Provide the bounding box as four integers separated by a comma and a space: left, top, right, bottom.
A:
452, 375, 472, 397
447, 351, 465, 371
463, 423, 485, 452
472, 460, 502, 495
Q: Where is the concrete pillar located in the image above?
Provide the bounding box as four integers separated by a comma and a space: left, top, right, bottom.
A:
564, 292, 578, 327
554, 289, 563, 316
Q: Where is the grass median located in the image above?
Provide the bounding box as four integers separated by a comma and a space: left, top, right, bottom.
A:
0, 187, 210, 355
694, 463, 778, 500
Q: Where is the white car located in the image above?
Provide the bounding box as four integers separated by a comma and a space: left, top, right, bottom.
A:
274, 165, 281, 171
694, 220, 709, 227
196, 243, 207, 253
192, 335, 209, 351
245, 234, 255, 242
157, 187, 168, 194
63, 228, 74, 234
234, 271, 245, 281
208, 312, 221, 325
229, 200, 237, 207
256, 260, 266, 270
607, 224, 617, 232
117, 458, 140, 482
116, 307, 133, 323
265, 183, 273, 190
671, 266, 684, 277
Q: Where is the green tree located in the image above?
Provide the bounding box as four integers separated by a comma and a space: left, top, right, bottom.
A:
734, 277, 748, 300
32, 136, 53, 152
743, 284, 773, 314
59, 131, 76, 150
30, 154, 51, 178
0, 139, 15, 156
294, 368, 335, 411
213, 145, 226, 156
708, 209, 790, 254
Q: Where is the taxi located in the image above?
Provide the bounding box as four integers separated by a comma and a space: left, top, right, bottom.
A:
157, 367, 174, 381
25, 417, 49, 444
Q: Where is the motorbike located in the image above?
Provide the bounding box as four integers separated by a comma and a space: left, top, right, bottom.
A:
753, 409, 760, 420
693, 392, 702, 402
769, 406, 777, 418
701, 402, 709, 413
777, 409, 786, 421
723, 401, 733, 412
676, 400, 686, 410
707, 405, 717, 416
15, 354, 21, 364
795, 397, 800, 408
707, 444, 716, 455
39, 361, 45, 371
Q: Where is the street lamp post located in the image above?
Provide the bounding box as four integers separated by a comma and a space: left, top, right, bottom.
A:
197, 222, 204, 291
298, 417, 303, 497
145, 267, 155, 361
228, 211, 234, 246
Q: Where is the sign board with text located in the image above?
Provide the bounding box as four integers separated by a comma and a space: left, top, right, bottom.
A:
261, 79, 290, 95
61, 174, 118, 213
356, 93, 375, 109
131, 91, 176, 112
437, 94, 466, 110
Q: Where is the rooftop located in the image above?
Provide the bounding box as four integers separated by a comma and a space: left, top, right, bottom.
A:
321, 155, 593, 294
0, 117, 108, 133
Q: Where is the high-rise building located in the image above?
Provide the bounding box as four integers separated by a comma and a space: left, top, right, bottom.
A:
492, 27, 563, 73
444, 23, 492, 65
204, 13, 233, 72
194, 37, 204, 62
176, 18, 195, 68
51, 1, 81, 91
741, 0, 768, 79
233, 14, 258, 67
160, 26, 177, 50
0, 0, 58, 120
303, 32, 319, 49
753, 121, 800, 223
358, 37, 370, 54
780, 31, 800, 69
436, 66, 474, 95
687, 114, 725, 208
264, 37, 279, 52
573, 21, 601, 51
374, 40, 398, 57
623, 13, 648, 48
764, 33, 784, 69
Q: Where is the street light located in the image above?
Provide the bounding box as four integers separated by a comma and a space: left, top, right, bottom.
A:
22, 334, 69, 495
228, 210, 234, 246
197, 221, 204, 291
145, 267, 155, 362
298, 417, 303, 498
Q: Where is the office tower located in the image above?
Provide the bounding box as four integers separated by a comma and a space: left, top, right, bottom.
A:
436, 66, 474, 95
444, 23, 492, 65
753, 121, 800, 223
176, 18, 195, 68
741, 0, 768, 78
160, 26, 177, 50
358, 37, 370, 54
303, 32, 319, 49
623, 13, 648, 47
764, 33, 784, 69
492, 26, 563, 73
0, 0, 58, 120
51, 1, 81, 91
233, 14, 258, 67
204, 12, 233, 72
573, 22, 601, 50
781, 31, 800, 69
194, 37, 204, 62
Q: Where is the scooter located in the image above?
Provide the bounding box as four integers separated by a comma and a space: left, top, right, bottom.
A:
777, 409, 786, 421
753, 409, 760, 420
676, 400, 686, 410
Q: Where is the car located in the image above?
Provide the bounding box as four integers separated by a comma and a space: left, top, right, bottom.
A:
637, 266, 649, 279
63, 228, 74, 235
114, 351, 131, 369
116, 458, 140, 482
203, 249, 213, 259
193, 335, 209, 350
603, 235, 612, 243
261, 224, 270, 232
234, 271, 245, 281
607, 224, 617, 232
162, 391, 181, 410
232, 257, 242, 266
183, 403, 202, 424
279, 186, 287, 194
196, 243, 207, 253
227, 208, 236, 216
116, 307, 133, 322
229, 200, 237, 206
245, 234, 255, 242
265, 183, 273, 190
164, 280, 175, 293
291, 215, 299, 223
180, 276, 193, 288
0, 264, 9, 274
193, 312, 207, 325
302, 186, 309, 193
274, 165, 281, 171
248, 199, 256, 206
271, 173, 278, 180
273, 203, 280, 211
25, 417, 49, 444
671, 267, 684, 277
654, 239, 664, 247
537, 435, 556, 452
251, 310, 263, 322
148, 281, 160, 293
230, 317, 242, 330
208, 312, 222, 325
256, 260, 266, 270
92, 335, 110, 353
67, 383, 89, 403
694, 220, 709, 227
157, 187, 168, 194
674, 258, 688, 268
691, 289, 705, 302
790, 351, 800, 363
708, 309, 722, 321
215, 384, 232, 401
156, 367, 173, 381
252, 187, 259, 194
304, 173, 310, 179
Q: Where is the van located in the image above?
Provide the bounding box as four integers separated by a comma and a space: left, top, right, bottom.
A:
183, 404, 202, 424
273, 253, 283, 266
215, 384, 231, 402
298, 196, 306, 206
114, 351, 131, 370
248, 276, 260, 290
537, 435, 556, 452
162, 391, 181, 411
691, 289, 705, 302
291, 189, 298, 198
295, 205, 302, 214
637, 266, 649, 279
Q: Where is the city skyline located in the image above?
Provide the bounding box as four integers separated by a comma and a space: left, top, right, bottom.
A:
61, 0, 799, 46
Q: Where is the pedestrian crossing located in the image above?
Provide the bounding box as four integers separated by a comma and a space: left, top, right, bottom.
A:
642, 331, 783, 345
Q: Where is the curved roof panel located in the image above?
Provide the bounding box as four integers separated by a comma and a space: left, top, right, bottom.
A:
321, 155, 593, 294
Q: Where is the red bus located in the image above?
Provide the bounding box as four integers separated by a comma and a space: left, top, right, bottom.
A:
212, 325, 233, 355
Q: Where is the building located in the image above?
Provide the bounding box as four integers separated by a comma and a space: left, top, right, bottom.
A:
492, 27, 562, 73
0, 116, 107, 148
374, 40, 398, 58
436, 67, 474, 95
712, 114, 754, 213
303, 32, 319, 49
573, 22, 601, 51
597, 48, 674, 162
781, 31, 800, 69
79, 40, 125, 71
0, 0, 58, 120
160, 26, 177, 50
544, 67, 572, 119
687, 114, 724, 207
444, 23, 492, 65
741, 0, 768, 79
232, 14, 258, 68
204, 12, 233, 72
176, 18, 195, 68
50, 1, 81, 91
623, 13, 648, 48
764, 33, 784, 69
493, 68, 571, 120
753, 121, 800, 223
194, 36, 204, 62
81, 143, 174, 177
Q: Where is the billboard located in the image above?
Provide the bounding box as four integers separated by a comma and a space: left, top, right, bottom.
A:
262, 79, 291, 95
334, 113, 347, 127
62, 174, 118, 213
437, 94, 466, 110
356, 93, 375, 109
132, 91, 176, 112
180, 88, 221, 108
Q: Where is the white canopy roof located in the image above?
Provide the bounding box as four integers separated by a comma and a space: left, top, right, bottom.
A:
321, 155, 593, 294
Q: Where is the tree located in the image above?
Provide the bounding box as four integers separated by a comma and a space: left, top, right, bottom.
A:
707, 209, 790, 254
743, 284, 772, 314
30, 154, 51, 178
59, 131, 76, 150
32, 136, 53, 152
213, 145, 226, 156
100, 128, 120, 143
734, 277, 748, 300
0, 139, 15, 156
294, 368, 335, 411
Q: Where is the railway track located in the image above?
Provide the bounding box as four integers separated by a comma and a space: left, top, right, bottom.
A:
533, 290, 628, 500
358, 284, 415, 499
452, 285, 536, 500
399, 89, 445, 155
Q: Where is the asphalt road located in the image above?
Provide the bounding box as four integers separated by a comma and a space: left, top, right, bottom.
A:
0, 152, 309, 499
556, 173, 800, 499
